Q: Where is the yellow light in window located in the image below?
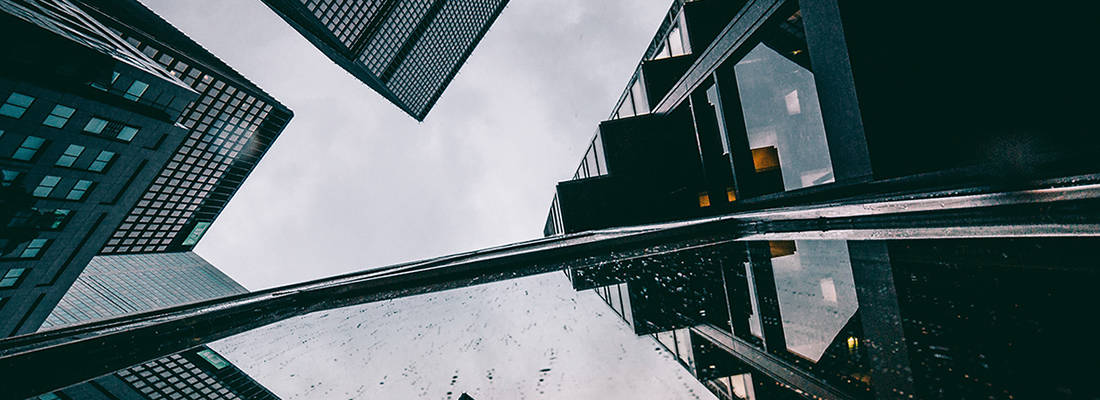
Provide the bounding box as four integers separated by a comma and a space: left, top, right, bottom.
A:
726, 187, 737, 202
847, 336, 859, 351
698, 192, 711, 208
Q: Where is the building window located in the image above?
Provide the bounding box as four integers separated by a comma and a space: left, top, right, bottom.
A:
21, 238, 48, 258
0, 92, 34, 118
42, 209, 72, 230
88, 151, 115, 172
124, 80, 149, 101
117, 125, 140, 142
42, 105, 76, 128
55, 144, 85, 167
1, 169, 19, 186
66, 179, 93, 200
12, 136, 46, 161
84, 117, 108, 134
33, 176, 61, 197
0, 268, 27, 287
196, 349, 229, 369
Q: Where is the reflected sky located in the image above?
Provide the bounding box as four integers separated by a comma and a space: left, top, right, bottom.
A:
211, 273, 714, 399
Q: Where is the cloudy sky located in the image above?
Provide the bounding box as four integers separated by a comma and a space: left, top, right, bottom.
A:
140, 0, 672, 290
131, 2, 717, 399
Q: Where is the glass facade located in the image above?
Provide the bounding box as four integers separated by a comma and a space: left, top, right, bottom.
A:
40, 251, 246, 329
75, 0, 293, 255
265, 0, 508, 119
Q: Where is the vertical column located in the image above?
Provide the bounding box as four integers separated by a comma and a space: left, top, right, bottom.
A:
799, 0, 874, 183
713, 67, 763, 199
848, 241, 916, 399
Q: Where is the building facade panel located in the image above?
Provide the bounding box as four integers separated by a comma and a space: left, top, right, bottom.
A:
262, 0, 508, 120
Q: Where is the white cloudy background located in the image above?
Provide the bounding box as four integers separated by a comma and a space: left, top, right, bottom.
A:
138, 1, 714, 399
141, 0, 670, 289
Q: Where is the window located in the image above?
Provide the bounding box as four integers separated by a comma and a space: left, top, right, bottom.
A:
0, 92, 34, 118
118, 125, 139, 142
20, 239, 48, 258
84, 117, 108, 134
33, 175, 61, 197
66, 179, 93, 200
88, 151, 115, 172
196, 349, 229, 369
42, 105, 75, 128
1, 169, 19, 186
43, 209, 71, 229
12, 136, 46, 161
55, 144, 85, 167
124, 80, 149, 101
0, 268, 27, 287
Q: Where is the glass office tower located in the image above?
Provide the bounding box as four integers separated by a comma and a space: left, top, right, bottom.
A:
0, 0, 199, 337
260, 0, 508, 120
546, 0, 1100, 399
33, 251, 278, 400
39, 251, 245, 330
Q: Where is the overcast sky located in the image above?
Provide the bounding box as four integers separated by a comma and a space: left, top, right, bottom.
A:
140, 0, 672, 290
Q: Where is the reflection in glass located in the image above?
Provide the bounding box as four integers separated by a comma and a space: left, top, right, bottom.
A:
734, 43, 834, 191
768, 241, 857, 361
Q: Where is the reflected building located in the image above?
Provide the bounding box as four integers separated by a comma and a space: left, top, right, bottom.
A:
0, 0, 292, 337
259, 0, 509, 120
544, 0, 1100, 399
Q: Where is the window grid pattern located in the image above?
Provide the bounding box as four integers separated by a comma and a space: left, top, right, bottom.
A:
113, 349, 277, 400
383, 0, 503, 115
356, 0, 433, 77
102, 33, 277, 254
40, 252, 246, 329
299, 0, 384, 49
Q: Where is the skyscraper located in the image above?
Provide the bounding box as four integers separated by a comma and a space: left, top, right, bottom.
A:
32, 251, 278, 400
544, 0, 1100, 399
0, 0, 293, 336
1, 0, 199, 337
39, 251, 245, 330
260, 0, 509, 120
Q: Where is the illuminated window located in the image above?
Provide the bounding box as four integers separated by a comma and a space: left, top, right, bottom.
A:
726, 187, 737, 202
124, 80, 149, 101
88, 151, 115, 172
66, 179, 93, 200
42, 105, 76, 128
33, 176, 61, 197
117, 125, 139, 142
0, 268, 27, 287
12, 136, 46, 161
84, 117, 108, 134
698, 192, 711, 208
0, 92, 34, 118
55, 144, 85, 167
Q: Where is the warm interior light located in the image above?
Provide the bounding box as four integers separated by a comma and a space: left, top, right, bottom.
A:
752, 146, 780, 172
698, 192, 711, 208
769, 241, 796, 257
726, 187, 737, 202
847, 336, 859, 351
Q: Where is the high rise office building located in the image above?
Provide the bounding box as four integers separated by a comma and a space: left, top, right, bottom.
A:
31, 251, 278, 400
1, 0, 199, 337
39, 251, 245, 330
545, 0, 1100, 399
260, 0, 509, 120
0, 0, 293, 336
